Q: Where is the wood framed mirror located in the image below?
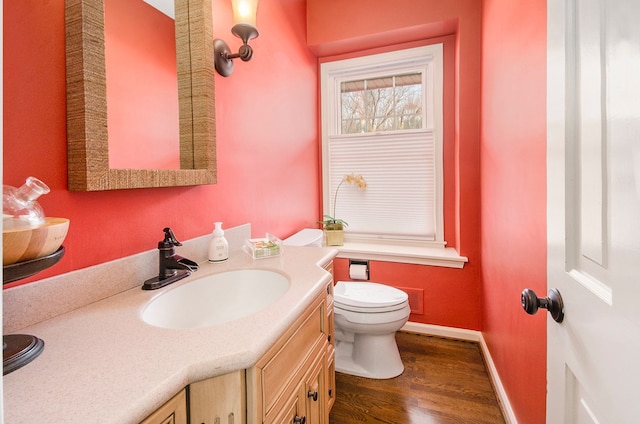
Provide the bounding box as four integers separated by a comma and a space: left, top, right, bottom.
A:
65, 0, 216, 191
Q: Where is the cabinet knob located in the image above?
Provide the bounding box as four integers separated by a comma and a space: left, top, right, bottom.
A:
293, 415, 306, 424
307, 390, 318, 401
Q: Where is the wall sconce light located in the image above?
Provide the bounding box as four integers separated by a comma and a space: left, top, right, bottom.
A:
214, 0, 259, 77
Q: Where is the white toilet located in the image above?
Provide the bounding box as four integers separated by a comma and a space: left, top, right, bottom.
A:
283, 229, 410, 379
333, 281, 410, 379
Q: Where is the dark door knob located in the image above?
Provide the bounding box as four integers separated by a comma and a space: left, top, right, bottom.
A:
521, 288, 564, 323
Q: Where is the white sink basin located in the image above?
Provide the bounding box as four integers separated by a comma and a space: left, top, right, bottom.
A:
142, 269, 290, 329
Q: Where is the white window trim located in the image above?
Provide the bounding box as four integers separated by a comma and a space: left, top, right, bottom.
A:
335, 240, 468, 268
320, 45, 467, 268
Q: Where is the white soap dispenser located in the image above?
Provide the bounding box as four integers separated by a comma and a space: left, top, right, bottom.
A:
208, 222, 229, 262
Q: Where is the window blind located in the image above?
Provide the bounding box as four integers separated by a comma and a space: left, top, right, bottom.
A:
328, 130, 436, 240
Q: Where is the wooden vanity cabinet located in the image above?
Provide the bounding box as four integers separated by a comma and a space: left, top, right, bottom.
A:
142, 261, 336, 424
247, 264, 335, 424
247, 292, 326, 424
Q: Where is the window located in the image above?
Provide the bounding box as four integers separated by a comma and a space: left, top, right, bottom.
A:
321, 45, 445, 247
340, 73, 423, 134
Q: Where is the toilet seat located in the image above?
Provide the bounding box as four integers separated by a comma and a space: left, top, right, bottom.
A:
334, 281, 408, 313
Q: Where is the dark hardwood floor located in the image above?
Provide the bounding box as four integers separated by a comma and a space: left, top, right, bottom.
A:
329, 332, 506, 424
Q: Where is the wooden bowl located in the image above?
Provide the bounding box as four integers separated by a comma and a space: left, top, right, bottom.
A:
3, 217, 70, 265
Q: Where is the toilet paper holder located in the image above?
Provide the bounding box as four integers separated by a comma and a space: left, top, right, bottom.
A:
349, 259, 369, 280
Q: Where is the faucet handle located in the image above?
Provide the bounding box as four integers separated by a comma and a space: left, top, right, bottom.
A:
162, 227, 182, 247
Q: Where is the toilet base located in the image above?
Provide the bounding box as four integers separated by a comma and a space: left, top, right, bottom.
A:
335, 332, 404, 379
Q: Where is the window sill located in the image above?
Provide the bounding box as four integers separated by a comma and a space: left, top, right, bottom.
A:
332, 241, 468, 269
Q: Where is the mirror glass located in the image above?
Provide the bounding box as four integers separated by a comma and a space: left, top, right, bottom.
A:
105, 0, 180, 170
65, 0, 216, 191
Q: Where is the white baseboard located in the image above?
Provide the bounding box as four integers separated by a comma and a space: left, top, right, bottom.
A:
401, 321, 481, 341
400, 322, 518, 424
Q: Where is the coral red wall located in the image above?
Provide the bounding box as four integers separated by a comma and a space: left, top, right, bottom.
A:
308, 0, 483, 330
3, 0, 319, 286
481, 0, 547, 422
5, 0, 548, 419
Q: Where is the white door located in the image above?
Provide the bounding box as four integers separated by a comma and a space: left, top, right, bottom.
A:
546, 0, 640, 422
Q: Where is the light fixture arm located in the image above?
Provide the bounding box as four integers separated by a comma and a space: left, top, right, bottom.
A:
214, 24, 259, 77
224, 43, 254, 62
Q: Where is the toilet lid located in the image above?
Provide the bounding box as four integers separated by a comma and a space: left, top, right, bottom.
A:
283, 229, 323, 246
334, 281, 408, 309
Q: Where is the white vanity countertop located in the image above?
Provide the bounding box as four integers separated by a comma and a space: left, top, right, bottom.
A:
3, 246, 337, 424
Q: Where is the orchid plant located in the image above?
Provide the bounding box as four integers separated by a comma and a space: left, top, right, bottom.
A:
319, 173, 367, 230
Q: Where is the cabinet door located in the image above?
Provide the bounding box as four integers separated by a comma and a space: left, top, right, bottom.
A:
140, 389, 187, 424
325, 348, 336, 416
266, 391, 304, 424
190, 371, 245, 424
304, 355, 325, 424
260, 296, 325, 417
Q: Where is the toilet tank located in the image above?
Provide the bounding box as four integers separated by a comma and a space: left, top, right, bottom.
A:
283, 229, 323, 247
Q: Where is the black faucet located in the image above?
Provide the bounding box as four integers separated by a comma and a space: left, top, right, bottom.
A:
142, 228, 199, 290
